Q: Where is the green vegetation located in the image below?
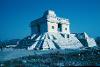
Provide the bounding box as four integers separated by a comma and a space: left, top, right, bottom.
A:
0, 47, 100, 66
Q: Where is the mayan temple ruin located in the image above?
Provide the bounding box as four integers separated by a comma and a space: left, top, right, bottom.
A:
16, 10, 96, 50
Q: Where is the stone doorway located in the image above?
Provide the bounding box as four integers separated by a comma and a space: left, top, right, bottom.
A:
58, 23, 62, 32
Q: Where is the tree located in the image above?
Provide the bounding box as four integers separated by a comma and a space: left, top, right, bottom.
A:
0, 41, 7, 51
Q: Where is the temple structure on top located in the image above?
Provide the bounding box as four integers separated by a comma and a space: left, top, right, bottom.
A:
30, 10, 70, 35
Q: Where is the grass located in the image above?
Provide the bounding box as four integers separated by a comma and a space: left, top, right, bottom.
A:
0, 47, 100, 66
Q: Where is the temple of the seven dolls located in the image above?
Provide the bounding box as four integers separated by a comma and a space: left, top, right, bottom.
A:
16, 10, 96, 50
